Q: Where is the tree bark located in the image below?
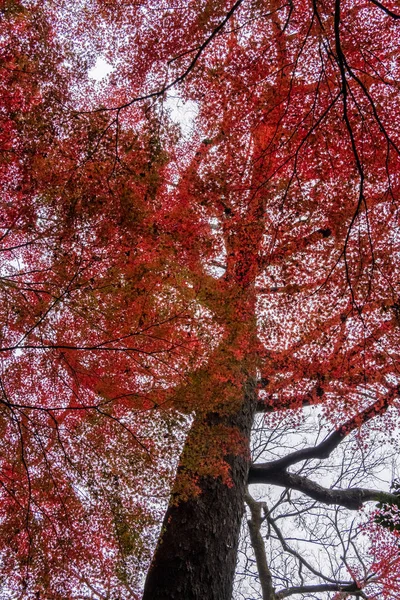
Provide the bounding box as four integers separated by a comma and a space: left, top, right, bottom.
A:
142, 378, 257, 600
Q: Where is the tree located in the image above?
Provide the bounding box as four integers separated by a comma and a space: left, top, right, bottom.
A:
1, 0, 400, 598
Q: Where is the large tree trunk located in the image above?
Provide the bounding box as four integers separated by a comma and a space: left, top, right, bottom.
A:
142, 378, 257, 600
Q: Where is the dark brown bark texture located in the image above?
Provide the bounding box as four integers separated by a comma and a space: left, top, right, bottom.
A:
142, 380, 257, 600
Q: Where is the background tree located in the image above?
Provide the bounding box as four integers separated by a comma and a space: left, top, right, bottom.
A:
1, 0, 400, 598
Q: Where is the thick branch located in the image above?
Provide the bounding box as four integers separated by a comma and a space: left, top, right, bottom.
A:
255, 389, 397, 468
248, 469, 400, 510
245, 492, 276, 600
276, 582, 367, 598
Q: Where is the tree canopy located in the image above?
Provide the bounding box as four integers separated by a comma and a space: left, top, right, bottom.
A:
1, 0, 400, 598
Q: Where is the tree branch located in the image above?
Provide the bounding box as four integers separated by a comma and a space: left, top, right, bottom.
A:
255, 388, 397, 468
85, 0, 245, 114
245, 491, 276, 600
248, 469, 400, 510
368, 0, 400, 19
268, 511, 350, 585
276, 582, 367, 598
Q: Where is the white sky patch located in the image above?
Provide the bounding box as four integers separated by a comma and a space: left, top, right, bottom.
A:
88, 57, 114, 82
203, 217, 227, 279
165, 91, 198, 138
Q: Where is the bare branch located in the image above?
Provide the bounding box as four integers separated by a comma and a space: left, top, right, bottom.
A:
276, 582, 367, 598
248, 469, 400, 510
245, 491, 276, 600
254, 388, 397, 468
268, 512, 350, 585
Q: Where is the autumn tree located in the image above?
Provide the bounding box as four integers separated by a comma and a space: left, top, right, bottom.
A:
1, 0, 400, 598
